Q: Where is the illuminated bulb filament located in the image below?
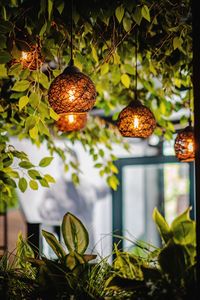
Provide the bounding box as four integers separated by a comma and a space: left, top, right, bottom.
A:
187, 141, 194, 153
21, 51, 28, 60
68, 114, 75, 124
68, 89, 75, 101
133, 116, 139, 129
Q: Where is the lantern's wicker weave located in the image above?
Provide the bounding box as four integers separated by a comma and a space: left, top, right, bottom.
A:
117, 101, 156, 138
174, 126, 195, 162
56, 112, 87, 132
48, 67, 96, 114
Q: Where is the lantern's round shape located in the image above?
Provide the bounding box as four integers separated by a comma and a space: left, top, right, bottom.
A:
117, 100, 156, 138
56, 112, 88, 132
20, 44, 44, 70
174, 126, 195, 162
48, 65, 96, 114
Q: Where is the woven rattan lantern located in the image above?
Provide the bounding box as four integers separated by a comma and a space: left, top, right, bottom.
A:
56, 112, 87, 132
48, 63, 96, 114
174, 126, 195, 162
20, 44, 43, 70
117, 100, 156, 138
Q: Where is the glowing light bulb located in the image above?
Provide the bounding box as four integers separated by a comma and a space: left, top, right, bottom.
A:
68, 89, 75, 101
187, 141, 194, 153
68, 114, 75, 124
133, 116, 139, 129
21, 51, 28, 60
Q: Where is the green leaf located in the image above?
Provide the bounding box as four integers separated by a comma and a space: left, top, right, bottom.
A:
39, 157, 53, 167
29, 180, 38, 190
152, 208, 171, 244
123, 17, 132, 32
25, 116, 37, 132
28, 169, 42, 180
38, 120, 50, 137
42, 230, 66, 259
62, 212, 89, 254
19, 161, 35, 169
0, 50, 12, 63
0, 64, 7, 78
48, 0, 53, 20
107, 175, 119, 190
173, 36, 183, 50
115, 5, 124, 23
91, 45, 98, 63
29, 92, 40, 108
12, 80, 30, 92
39, 22, 47, 37
72, 173, 79, 185
101, 63, 109, 76
19, 96, 29, 111
50, 108, 59, 121
94, 163, 103, 168
121, 73, 130, 88
44, 174, 56, 183
124, 64, 135, 75
18, 177, 28, 192
29, 126, 38, 140
133, 6, 142, 25
39, 178, 49, 187
141, 5, 150, 22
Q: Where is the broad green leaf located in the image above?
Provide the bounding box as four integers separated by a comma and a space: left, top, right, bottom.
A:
101, 63, 109, 76
124, 64, 135, 75
29, 126, 38, 140
72, 173, 79, 185
65, 253, 77, 270
39, 178, 49, 187
48, 0, 53, 20
38, 120, 50, 137
39, 156, 53, 167
18, 177, 28, 192
28, 169, 42, 179
0, 50, 12, 63
19, 96, 29, 111
94, 163, 103, 168
29, 180, 38, 190
50, 108, 59, 121
19, 161, 35, 169
107, 175, 119, 190
42, 230, 66, 259
44, 174, 56, 183
32, 72, 49, 89
0, 64, 7, 77
91, 45, 98, 63
62, 212, 89, 254
115, 5, 124, 23
152, 208, 171, 244
39, 22, 47, 37
29, 92, 40, 108
141, 5, 150, 22
123, 17, 132, 32
173, 36, 183, 50
12, 80, 30, 92
121, 73, 130, 88
133, 6, 142, 25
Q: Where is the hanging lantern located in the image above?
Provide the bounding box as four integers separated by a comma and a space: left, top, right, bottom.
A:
20, 44, 43, 70
56, 112, 87, 132
48, 64, 96, 114
174, 126, 195, 162
117, 100, 156, 138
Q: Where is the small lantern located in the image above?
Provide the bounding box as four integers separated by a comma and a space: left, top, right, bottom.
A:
174, 126, 195, 162
19, 44, 43, 70
48, 64, 96, 114
117, 100, 156, 138
56, 112, 87, 132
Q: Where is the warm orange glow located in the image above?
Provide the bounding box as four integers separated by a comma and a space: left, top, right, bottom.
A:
133, 116, 139, 128
68, 89, 75, 101
21, 51, 28, 60
67, 114, 75, 124
187, 141, 194, 153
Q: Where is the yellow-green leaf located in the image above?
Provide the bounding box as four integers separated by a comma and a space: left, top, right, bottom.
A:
19, 96, 29, 111
115, 5, 124, 23
121, 73, 130, 88
141, 5, 150, 22
101, 63, 109, 76
29, 126, 38, 140
12, 80, 30, 92
91, 45, 98, 63
29, 180, 38, 190
50, 108, 59, 121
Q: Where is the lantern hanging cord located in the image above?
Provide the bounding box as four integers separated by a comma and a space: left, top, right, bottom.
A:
189, 83, 192, 126
69, 0, 74, 66
135, 29, 138, 101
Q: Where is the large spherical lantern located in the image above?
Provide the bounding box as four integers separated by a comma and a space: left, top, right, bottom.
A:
48, 64, 96, 114
174, 126, 195, 162
56, 112, 87, 132
117, 100, 156, 138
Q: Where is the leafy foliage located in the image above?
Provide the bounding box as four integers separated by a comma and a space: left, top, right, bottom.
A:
0, 0, 192, 200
